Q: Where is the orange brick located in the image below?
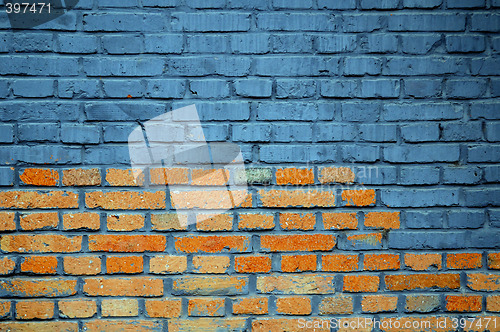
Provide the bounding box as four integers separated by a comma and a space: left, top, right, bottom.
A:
20, 168, 59, 186
319, 296, 353, 315
196, 213, 233, 231
446, 295, 482, 312
86, 191, 165, 210
252, 319, 330, 332
175, 235, 250, 253
379, 317, 457, 332
88, 235, 166, 252
235, 256, 272, 273
233, 298, 268, 315
63, 212, 100, 231
281, 255, 316, 273
238, 213, 274, 230
405, 253, 442, 271
16, 300, 54, 320
279, 212, 315, 230
173, 276, 248, 296
322, 254, 358, 272
1, 235, 82, 253
19, 212, 58, 231
191, 168, 229, 185
0, 278, 77, 297
83, 277, 163, 297
62, 168, 101, 186
0, 190, 78, 209
107, 214, 144, 231
467, 273, 500, 291
0, 257, 16, 275
84, 320, 161, 332
259, 189, 335, 207
64, 256, 101, 275
447, 253, 482, 269
101, 299, 139, 317
145, 299, 182, 318
105, 168, 144, 186
0, 212, 15, 231
405, 295, 440, 313
0, 322, 78, 331
364, 211, 400, 229
488, 252, 500, 269
150, 167, 189, 185
385, 273, 460, 291
0, 300, 10, 318
341, 189, 375, 206
261, 234, 335, 252
149, 255, 187, 274
319, 166, 355, 184
171, 190, 250, 209
192, 256, 230, 274
58, 300, 97, 319
361, 295, 398, 313
364, 254, 400, 271
275, 168, 314, 185
21, 256, 57, 274
322, 212, 357, 230
151, 213, 188, 231
188, 298, 225, 317
487, 295, 500, 312
257, 275, 335, 294
171, 318, 246, 332
106, 256, 143, 274
276, 297, 311, 315
343, 275, 379, 292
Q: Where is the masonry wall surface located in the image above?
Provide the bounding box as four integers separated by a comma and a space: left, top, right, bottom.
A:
0, 0, 499, 331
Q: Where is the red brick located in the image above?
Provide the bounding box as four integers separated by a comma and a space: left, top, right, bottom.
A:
322, 254, 358, 272
319, 296, 353, 315
343, 275, 379, 292
487, 295, 500, 312
19, 212, 58, 231
84, 320, 161, 332
63, 212, 100, 231
196, 213, 233, 231
88, 234, 166, 252
405, 295, 440, 313
0, 190, 78, 209
106, 256, 143, 274
361, 295, 398, 313
151, 213, 188, 231
145, 299, 182, 318
192, 256, 230, 274
322, 212, 357, 229
101, 299, 139, 317
447, 253, 482, 269
83, 277, 163, 297
405, 253, 442, 271
58, 300, 97, 318
106, 168, 144, 186
1, 235, 82, 253
488, 252, 500, 269
0, 322, 78, 332
235, 256, 272, 273
385, 273, 460, 291
86, 191, 166, 210
261, 234, 335, 252
233, 298, 268, 315
0, 257, 16, 275
170, 319, 246, 332
467, 273, 500, 291
171, 190, 251, 209
20, 168, 59, 186
279, 212, 315, 230
0, 278, 77, 297
341, 189, 376, 206
0, 212, 15, 231
364, 254, 400, 271
63, 256, 101, 275
191, 168, 229, 185
259, 189, 335, 207
276, 297, 311, 315
175, 235, 250, 253
364, 211, 400, 229
107, 214, 144, 231
188, 298, 225, 317
257, 275, 335, 294
62, 168, 101, 186
150, 168, 189, 185
16, 301, 54, 320
446, 295, 482, 312
319, 166, 355, 184
275, 168, 314, 185
238, 213, 274, 230
149, 255, 187, 274
20, 256, 57, 274
281, 255, 316, 272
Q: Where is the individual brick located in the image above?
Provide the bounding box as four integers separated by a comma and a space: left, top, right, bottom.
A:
63, 212, 100, 231
405, 253, 442, 271
106, 256, 143, 274
175, 235, 250, 253
319, 296, 353, 315
145, 299, 182, 318
322, 254, 358, 272
192, 256, 230, 274
276, 297, 311, 315
279, 213, 315, 230
0, 191, 78, 209
251, 319, 329, 332
107, 214, 144, 231
58, 300, 97, 318
446, 295, 482, 312
233, 298, 268, 315
235, 256, 272, 273
19, 212, 58, 231
0, 257, 16, 275
191, 169, 230, 186
62, 168, 101, 186
85, 191, 166, 210
364, 254, 400, 271
1, 235, 82, 253
261, 234, 335, 252
172, 276, 249, 296
196, 213, 233, 231
467, 273, 500, 291
238, 213, 274, 230
105, 169, 144, 186
63, 256, 101, 275
0, 278, 77, 297
83, 321, 162, 331
20, 256, 57, 274
188, 298, 225, 317
83, 277, 163, 296
149, 255, 187, 274
486, 295, 500, 312
19, 169, 59, 186
488, 253, 500, 269
170, 190, 251, 209
151, 213, 188, 231
88, 235, 166, 252
16, 301, 54, 320
101, 299, 139, 317
257, 275, 335, 294
281, 255, 316, 272
275, 168, 314, 185
405, 295, 440, 313
385, 274, 460, 291
258, 189, 335, 207
170, 318, 246, 331
341, 189, 376, 206
343, 275, 379, 292
361, 295, 398, 313
149, 168, 189, 185
322, 212, 358, 230
447, 253, 482, 269
364, 211, 400, 229
343, 233, 382, 250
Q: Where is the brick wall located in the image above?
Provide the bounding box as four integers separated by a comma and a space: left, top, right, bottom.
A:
0, 0, 499, 331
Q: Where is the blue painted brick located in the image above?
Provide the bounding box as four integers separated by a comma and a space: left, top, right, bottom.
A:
58, 35, 98, 54
404, 79, 442, 98
490, 209, 500, 228
254, 57, 339, 76
342, 14, 383, 32
492, 79, 500, 97
342, 103, 380, 122
338, 233, 382, 251
361, 0, 398, 9
316, 35, 356, 53
186, 0, 225, 8
406, 211, 443, 229
85, 102, 165, 121
384, 145, 460, 163
360, 35, 398, 53
484, 165, 500, 183
471, 58, 500, 76
274, 125, 313, 142
0, 79, 7, 98
315, 124, 356, 142
0, 33, 10, 53
385, 57, 466, 76
470, 230, 500, 248
36, 12, 77, 31
234, 79, 272, 98
448, 211, 484, 229
18, 124, 59, 142
172, 102, 250, 121
493, 37, 500, 52
187, 35, 228, 53
354, 166, 397, 185
144, 34, 183, 54
102, 35, 143, 54
344, 57, 382, 76
486, 123, 500, 142
320, 80, 357, 98
470, 13, 500, 32
317, 103, 337, 121
12, 33, 53, 52
143, 0, 179, 7
165, 56, 250, 77
61, 124, 100, 144
318, 0, 356, 9
58, 79, 100, 99
196, 124, 229, 142
446, 79, 487, 99
356, 79, 400, 99
146, 80, 185, 99
173, 13, 250, 32
84, 58, 164, 77
103, 124, 137, 143
102, 80, 144, 98
445, 35, 485, 53
443, 167, 481, 184
260, 145, 336, 163
0, 124, 14, 143
257, 13, 336, 31
388, 14, 466, 31
470, 102, 500, 120
448, 0, 485, 7
382, 189, 459, 207
189, 80, 230, 99
97, 0, 138, 7
276, 80, 316, 99
359, 124, 397, 142
12, 79, 54, 98
84, 146, 130, 165
271, 34, 313, 53
231, 34, 270, 54
257, 102, 318, 121
441, 122, 483, 141
16, 146, 81, 165
229, 0, 268, 9
384, 103, 462, 121
388, 231, 467, 249
1, 102, 80, 121
400, 167, 440, 185
0, 167, 14, 186
273, 0, 313, 8
465, 189, 500, 207
0, 56, 79, 76
342, 145, 379, 162
401, 123, 440, 142
83, 13, 164, 32
232, 124, 272, 142
468, 145, 500, 162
